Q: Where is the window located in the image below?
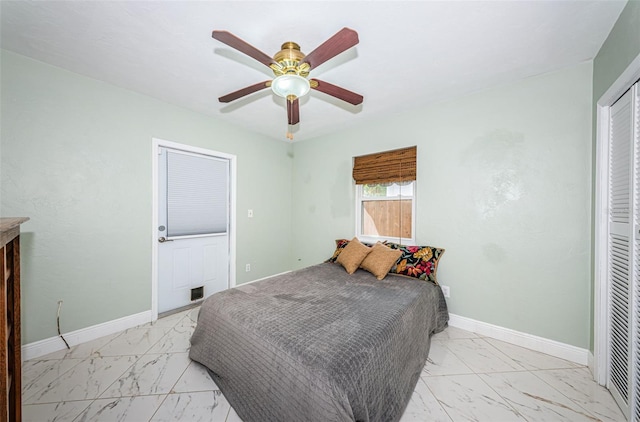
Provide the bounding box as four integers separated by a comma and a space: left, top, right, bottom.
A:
353, 146, 416, 244
165, 149, 229, 237
356, 182, 415, 243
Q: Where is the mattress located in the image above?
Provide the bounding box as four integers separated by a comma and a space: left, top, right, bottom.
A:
189, 262, 449, 422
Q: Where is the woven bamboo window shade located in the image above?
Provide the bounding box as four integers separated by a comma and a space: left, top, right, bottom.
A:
352, 146, 417, 185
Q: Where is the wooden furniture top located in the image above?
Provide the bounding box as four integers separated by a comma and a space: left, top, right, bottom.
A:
0, 218, 30, 233
0, 218, 29, 248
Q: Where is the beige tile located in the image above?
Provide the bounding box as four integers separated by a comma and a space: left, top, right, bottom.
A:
483, 337, 581, 370
445, 338, 527, 373
22, 358, 84, 402
100, 352, 191, 398
400, 377, 452, 421
480, 371, 601, 421
151, 391, 231, 422
25, 355, 139, 404
533, 368, 627, 422
76, 395, 166, 421
422, 340, 474, 376
432, 326, 480, 341
150, 309, 192, 329
22, 400, 92, 422
97, 326, 168, 356
22, 303, 627, 422
172, 361, 219, 393
147, 324, 193, 354
427, 374, 526, 421
225, 407, 244, 422
37, 332, 122, 361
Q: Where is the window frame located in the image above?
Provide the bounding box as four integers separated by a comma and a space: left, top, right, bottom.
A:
355, 181, 416, 245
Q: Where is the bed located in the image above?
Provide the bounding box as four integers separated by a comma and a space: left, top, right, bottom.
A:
189, 262, 449, 422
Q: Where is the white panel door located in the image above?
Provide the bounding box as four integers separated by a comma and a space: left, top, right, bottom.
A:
157, 147, 230, 313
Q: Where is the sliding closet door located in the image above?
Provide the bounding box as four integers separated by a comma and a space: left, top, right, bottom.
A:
608, 87, 634, 418
634, 84, 640, 422
607, 80, 640, 421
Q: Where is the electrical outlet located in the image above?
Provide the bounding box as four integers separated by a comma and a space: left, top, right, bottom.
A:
245, 263, 251, 272
248, 209, 254, 218
441, 285, 450, 298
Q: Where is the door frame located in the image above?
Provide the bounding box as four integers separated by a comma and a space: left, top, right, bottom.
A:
594, 52, 640, 386
151, 138, 237, 321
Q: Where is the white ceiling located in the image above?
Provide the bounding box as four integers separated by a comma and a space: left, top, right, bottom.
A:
0, 1, 627, 142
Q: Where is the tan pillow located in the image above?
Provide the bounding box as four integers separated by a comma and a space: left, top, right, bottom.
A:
360, 242, 402, 280
336, 237, 371, 274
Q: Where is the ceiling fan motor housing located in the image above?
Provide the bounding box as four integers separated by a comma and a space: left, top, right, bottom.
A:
271, 42, 310, 77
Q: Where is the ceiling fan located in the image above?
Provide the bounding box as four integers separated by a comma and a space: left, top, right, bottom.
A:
212, 28, 364, 139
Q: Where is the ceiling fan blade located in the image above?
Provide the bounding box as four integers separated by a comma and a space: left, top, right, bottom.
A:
287, 97, 300, 125
212, 30, 276, 68
311, 79, 363, 105
218, 81, 271, 103
301, 28, 359, 70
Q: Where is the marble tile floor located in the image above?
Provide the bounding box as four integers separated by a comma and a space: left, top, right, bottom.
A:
22, 307, 626, 422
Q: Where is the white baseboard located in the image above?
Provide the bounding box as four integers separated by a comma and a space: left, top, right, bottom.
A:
23, 272, 291, 361
240, 270, 292, 286
22, 310, 153, 361
23, 302, 589, 366
448, 313, 589, 365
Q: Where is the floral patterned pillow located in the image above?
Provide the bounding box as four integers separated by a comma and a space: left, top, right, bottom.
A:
386, 242, 445, 285
327, 239, 350, 263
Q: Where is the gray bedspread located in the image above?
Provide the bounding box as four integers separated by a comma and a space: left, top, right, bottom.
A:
189, 262, 449, 422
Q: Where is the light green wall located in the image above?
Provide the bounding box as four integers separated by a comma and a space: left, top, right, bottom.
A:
292, 62, 593, 348
1, 50, 293, 344
590, 0, 640, 351
593, 0, 640, 102
0, 36, 604, 349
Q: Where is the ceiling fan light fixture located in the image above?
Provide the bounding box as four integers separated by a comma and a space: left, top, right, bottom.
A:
271, 74, 310, 99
